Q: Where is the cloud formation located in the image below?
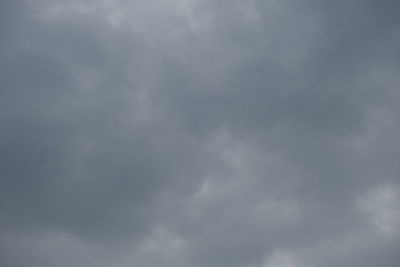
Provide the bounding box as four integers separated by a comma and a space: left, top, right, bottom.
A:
1, 0, 399, 266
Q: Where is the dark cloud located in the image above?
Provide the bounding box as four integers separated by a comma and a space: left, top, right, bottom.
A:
1, 0, 399, 267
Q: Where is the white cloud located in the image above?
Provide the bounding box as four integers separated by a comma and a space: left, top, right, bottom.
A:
263, 250, 310, 267
357, 183, 400, 235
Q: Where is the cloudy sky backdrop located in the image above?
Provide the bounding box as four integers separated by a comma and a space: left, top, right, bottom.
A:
1, 0, 400, 266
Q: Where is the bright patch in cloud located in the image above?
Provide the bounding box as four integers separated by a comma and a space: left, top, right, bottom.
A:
358, 183, 400, 235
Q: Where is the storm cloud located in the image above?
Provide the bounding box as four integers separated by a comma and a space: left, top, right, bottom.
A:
1, 0, 399, 266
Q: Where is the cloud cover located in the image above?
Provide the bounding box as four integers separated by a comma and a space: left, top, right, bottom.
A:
1, 0, 399, 266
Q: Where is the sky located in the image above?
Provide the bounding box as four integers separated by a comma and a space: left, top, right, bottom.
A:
0, 0, 399, 266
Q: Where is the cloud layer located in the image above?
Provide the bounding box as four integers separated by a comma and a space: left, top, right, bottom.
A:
1, 0, 399, 266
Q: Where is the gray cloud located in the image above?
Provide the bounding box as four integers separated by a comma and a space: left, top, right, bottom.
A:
1, 0, 399, 267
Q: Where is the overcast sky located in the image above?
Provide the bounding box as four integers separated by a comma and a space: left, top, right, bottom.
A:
1, 0, 399, 266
